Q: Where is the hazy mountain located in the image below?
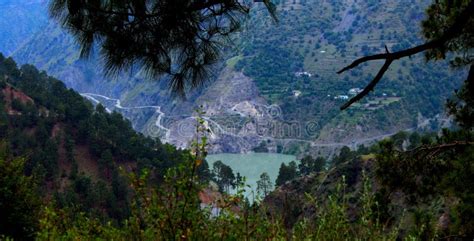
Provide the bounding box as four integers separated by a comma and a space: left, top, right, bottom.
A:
1, 0, 462, 155
0, 0, 48, 55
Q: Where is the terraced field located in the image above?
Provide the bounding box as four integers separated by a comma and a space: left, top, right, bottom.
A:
234, 0, 461, 145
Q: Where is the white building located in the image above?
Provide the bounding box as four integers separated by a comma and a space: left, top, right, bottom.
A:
335, 95, 349, 100
295, 71, 312, 77
293, 90, 302, 97
348, 88, 363, 95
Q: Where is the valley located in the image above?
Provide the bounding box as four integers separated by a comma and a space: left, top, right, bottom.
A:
0, 0, 462, 155
0, 0, 473, 239
81, 90, 436, 159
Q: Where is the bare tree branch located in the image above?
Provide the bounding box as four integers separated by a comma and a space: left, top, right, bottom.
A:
338, 0, 474, 110
398, 141, 474, 160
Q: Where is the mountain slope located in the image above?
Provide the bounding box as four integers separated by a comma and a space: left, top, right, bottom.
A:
0, 54, 187, 221
235, 0, 461, 143
2, 0, 465, 155
0, 0, 48, 56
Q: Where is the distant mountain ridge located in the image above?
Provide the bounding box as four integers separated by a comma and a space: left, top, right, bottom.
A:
0, 0, 463, 155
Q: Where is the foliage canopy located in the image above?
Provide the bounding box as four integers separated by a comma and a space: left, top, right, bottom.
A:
49, 0, 276, 95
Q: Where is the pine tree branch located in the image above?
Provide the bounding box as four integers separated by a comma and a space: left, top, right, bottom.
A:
338, 0, 474, 110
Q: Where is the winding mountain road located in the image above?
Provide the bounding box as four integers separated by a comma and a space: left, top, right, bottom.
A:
80, 93, 171, 141
81, 93, 418, 152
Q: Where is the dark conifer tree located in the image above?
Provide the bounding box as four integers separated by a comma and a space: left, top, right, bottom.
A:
49, 0, 276, 95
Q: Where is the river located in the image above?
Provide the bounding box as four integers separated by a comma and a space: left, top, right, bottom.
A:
206, 153, 298, 200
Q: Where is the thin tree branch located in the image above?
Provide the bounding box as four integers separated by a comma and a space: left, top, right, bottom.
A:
337, 41, 440, 75
340, 49, 394, 110
338, 0, 474, 110
413, 141, 474, 152
399, 141, 474, 160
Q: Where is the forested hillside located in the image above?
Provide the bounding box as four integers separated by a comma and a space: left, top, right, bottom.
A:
0, 0, 464, 155
0, 54, 193, 239
233, 0, 461, 142
0, 0, 472, 239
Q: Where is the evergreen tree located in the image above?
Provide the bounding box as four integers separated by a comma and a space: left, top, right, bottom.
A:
332, 146, 355, 167
212, 161, 236, 193
256, 172, 272, 197
49, 0, 276, 95
98, 149, 114, 178
298, 156, 326, 176
275, 161, 297, 186
235, 172, 244, 187
375, 65, 474, 236
0, 145, 41, 240
197, 159, 212, 183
